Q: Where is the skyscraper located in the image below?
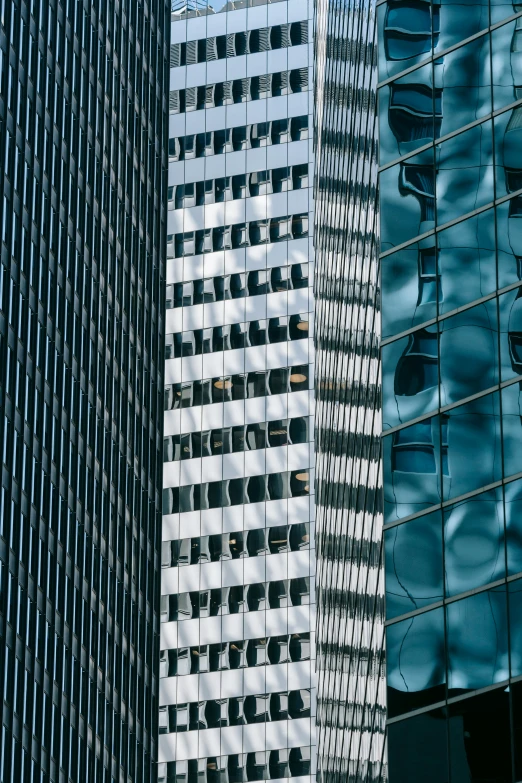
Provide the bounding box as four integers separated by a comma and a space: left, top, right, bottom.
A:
315, 0, 522, 780
381, 0, 522, 778
159, 1, 316, 780
313, 1, 384, 782
0, 1, 168, 780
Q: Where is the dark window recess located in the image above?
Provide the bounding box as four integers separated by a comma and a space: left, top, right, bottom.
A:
389, 84, 443, 143
384, 1, 440, 61
169, 69, 309, 115
170, 213, 309, 258
160, 576, 311, 622
164, 365, 309, 411
163, 417, 309, 463
392, 419, 437, 473
165, 314, 309, 359
169, 116, 309, 161
169, 21, 308, 66
162, 468, 311, 515
400, 164, 436, 221
171, 165, 309, 208
161, 522, 311, 567
394, 328, 438, 396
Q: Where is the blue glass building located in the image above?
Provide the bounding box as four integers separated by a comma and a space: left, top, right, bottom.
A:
315, 0, 522, 779
380, 0, 522, 779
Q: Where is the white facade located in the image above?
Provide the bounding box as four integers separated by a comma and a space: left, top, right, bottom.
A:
159, 1, 316, 780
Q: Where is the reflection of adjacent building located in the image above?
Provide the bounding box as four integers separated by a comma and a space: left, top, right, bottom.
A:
379, 0, 522, 779
313, 0, 522, 778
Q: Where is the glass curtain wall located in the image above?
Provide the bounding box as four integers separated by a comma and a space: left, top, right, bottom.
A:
313, 1, 385, 782
379, 0, 522, 779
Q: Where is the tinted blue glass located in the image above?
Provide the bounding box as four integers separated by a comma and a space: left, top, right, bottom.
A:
381, 241, 439, 338
443, 391, 502, 501
388, 709, 449, 783
387, 607, 446, 717
436, 34, 491, 139
491, 20, 522, 110
385, 511, 443, 619
436, 120, 494, 227
444, 488, 505, 597
436, 0, 489, 50
378, 1, 439, 82
494, 106, 522, 204
384, 417, 442, 523
509, 578, 522, 677
497, 200, 522, 289
383, 328, 439, 430
379, 64, 435, 166
446, 587, 509, 694
380, 149, 437, 252
447, 688, 512, 783
437, 207, 496, 314
499, 287, 522, 382
439, 298, 498, 405
501, 382, 522, 478
504, 478, 522, 575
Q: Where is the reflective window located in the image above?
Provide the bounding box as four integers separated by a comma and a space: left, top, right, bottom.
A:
161, 523, 310, 568
171, 165, 309, 209
162, 468, 311, 515
169, 117, 309, 161
171, 213, 309, 258
170, 21, 308, 66
158, 746, 313, 783
161, 577, 311, 622
170, 69, 309, 115
164, 417, 309, 462
165, 314, 309, 359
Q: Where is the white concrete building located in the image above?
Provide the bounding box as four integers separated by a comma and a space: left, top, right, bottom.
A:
158, 1, 316, 780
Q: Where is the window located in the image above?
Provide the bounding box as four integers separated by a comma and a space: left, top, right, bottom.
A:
291, 115, 309, 141
170, 70, 309, 115
389, 84, 443, 143
394, 328, 438, 396
272, 119, 289, 144
400, 164, 435, 221
384, 0, 439, 60
392, 419, 436, 473
163, 467, 311, 515
164, 365, 309, 411
292, 163, 309, 189
418, 247, 441, 304
169, 117, 308, 160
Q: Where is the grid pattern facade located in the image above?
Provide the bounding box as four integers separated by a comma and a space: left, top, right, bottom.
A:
0, 0, 168, 781
379, 0, 522, 779
158, 1, 316, 781
313, 1, 385, 782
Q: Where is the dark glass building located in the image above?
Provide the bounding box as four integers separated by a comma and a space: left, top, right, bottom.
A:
0, 1, 168, 780
315, 0, 522, 781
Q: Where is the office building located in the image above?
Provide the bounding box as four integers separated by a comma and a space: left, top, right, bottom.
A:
315, 0, 522, 780
380, 0, 522, 778
159, 0, 316, 780
313, 1, 384, 781
0, 0, 168, 780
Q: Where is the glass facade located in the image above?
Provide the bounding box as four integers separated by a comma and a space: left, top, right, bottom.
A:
379, 0, 522, 778
159, 0, 316, 780
0, 0, 168, 781
313, 1, 385, 782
